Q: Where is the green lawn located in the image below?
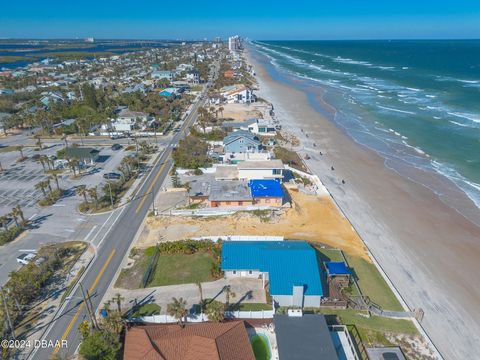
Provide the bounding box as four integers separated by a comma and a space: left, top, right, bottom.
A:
147, 251, 215, 287
315, 246, 403, 311
131, 303, 161, 317
344, 255, 403, 311
251, 335, 271, 360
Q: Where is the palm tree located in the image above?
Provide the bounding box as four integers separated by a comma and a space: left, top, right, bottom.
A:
76, 185, 88, 204
195, 282, 204, 311
88, 187, 99, 209
68, 158, 79, 176
16, 145, 24, 159
51, 173, 60, 191
205, 300, 225, 322
224, 285, 236, 308
45, 177, 53, 193
10, 209, 20, 229
0, 160, 3, 172
167, 297, 188, 326
35, 181, 48, 198
37, 157, 46, 171
35, 135, 42, 150
0, 215, 9, 232
219, 106, 224, 118
62, 133, 68, 148
112, 293, 124, 314
14, 205, 26, 226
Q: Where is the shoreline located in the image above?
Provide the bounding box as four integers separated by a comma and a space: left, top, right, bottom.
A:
246, 46, 480, 359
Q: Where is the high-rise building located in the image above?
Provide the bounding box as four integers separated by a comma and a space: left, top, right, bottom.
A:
228, 35, 240, 52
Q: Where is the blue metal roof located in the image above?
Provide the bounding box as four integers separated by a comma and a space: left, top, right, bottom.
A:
221, 241, 323, 296
325, 262, 350, 276
249, 179, 284, 198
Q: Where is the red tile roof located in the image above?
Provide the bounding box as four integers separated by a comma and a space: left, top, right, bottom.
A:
124, 321, 255, 360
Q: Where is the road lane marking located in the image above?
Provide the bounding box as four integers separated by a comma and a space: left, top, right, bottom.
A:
52, 249, 116, 356
84, 225, 97, 241
135, 160, 169, 214
28, 213, 37, 220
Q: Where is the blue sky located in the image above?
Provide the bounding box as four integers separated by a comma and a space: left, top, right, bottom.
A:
1, 0, 479, 39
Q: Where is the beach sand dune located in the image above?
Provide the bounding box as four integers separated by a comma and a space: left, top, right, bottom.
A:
247, 48, 480, 359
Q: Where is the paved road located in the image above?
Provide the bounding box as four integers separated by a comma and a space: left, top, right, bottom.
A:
28, 95, 206, 359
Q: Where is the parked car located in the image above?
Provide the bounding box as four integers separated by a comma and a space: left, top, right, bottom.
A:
16, 253, 36, 265
111, 144, 123, 150
103, 172, 121, 180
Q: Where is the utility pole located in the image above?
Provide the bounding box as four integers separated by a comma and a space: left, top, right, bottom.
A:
79, 283, 96, 329
86, 289, 99, 329
0, 286, 16, 341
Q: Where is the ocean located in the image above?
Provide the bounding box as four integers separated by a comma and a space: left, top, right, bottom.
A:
252, 40, 480, 214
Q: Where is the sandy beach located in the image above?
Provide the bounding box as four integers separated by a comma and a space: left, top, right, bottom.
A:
247, 47, 480, 359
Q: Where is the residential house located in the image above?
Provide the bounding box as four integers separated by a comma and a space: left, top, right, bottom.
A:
221, 85, 254, 104
274, 314, 339, 360
65, 147, 100, 165
152, 70, 176, 81
224, 69, 235, 78
223, 118, 276, 136
209, 180, 253, 207
40, 92, 64, 107
214, 160, 284, 181
249, 179, 284, 206
123, 321, 255, 360
185, 70, 200, 84
158, 87, 178, 98
221, 240, 323, 307
112, 108, 150, 132
223, 130, 262, 153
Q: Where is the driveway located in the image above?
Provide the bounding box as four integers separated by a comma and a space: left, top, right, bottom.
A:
107, 277, 266, 314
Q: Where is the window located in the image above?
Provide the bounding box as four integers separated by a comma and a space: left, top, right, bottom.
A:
238, 201, 243, 205
226, 201, 231, 205
249, 270, 253, 275
233, 271, 237, 275
265, 198, 270, 203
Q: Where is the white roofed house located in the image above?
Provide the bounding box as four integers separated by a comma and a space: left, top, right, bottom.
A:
112, 108, 151, 132
223, 118, 277, 136
237, 160, 284, 181
221, 85, 255, 104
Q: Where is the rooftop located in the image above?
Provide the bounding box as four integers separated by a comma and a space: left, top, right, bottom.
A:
221, 241, 323, 296
124, 321, 255, 360
274, 314, 339, 360
249, 179, 284, 198
238, 160, 284, 170
209, 180, 252, 202
325, 261, 351, 276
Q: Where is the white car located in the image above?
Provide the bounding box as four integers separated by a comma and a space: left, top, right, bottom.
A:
16, 253, 36, 265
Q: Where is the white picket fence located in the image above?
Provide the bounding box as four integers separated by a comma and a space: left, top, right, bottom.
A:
167, 205, 278, 217
137, 308, 275, 324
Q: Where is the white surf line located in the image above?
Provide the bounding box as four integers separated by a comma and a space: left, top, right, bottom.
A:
84, 225, 98, 242
377, 105, 416, 115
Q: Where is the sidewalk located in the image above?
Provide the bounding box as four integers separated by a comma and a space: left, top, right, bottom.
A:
20, 245, 95, 358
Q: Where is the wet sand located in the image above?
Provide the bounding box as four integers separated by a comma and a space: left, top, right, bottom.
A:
247, 48, 480, 359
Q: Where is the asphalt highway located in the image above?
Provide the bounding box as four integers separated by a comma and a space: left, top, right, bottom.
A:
29, 94, 206, 360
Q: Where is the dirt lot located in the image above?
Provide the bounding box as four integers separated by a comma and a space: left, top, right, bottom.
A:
138, 190, 370, 260
216, 102, 271, 121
